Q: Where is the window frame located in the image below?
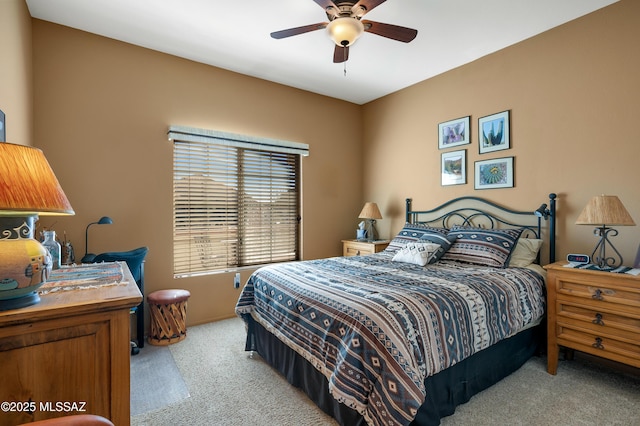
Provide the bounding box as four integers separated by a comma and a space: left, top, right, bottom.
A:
169, 126, 308, 278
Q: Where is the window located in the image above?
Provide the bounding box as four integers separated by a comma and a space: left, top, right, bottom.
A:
169, 126, 308, 277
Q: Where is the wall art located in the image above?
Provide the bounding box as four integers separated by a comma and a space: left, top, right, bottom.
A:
441, 149, 466, 186
474, 156, 514, 189
438, 116, 470, 149
0, 109, 5, 142
479, 110, 509, 154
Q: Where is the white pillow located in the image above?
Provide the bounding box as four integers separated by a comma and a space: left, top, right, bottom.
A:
509, 238, 543, 267
392, 242, 442, 266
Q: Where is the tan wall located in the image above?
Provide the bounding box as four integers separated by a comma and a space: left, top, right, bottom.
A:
363, 0, 640, 266
32, 21, 363, 325
0, 0, 33, 145
25, 0, 640, 327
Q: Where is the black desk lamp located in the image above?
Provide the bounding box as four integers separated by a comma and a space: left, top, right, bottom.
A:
81, 216, 113, 263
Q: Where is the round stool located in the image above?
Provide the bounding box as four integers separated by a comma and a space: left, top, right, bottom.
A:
147, 289, 191, 346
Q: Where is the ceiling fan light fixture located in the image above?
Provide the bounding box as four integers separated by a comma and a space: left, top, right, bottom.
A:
326, 17, 364, 47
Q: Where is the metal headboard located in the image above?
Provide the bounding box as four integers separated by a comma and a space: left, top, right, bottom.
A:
405, 193, 557, 263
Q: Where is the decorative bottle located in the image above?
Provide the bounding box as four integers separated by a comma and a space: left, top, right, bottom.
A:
42, 230, 61, 270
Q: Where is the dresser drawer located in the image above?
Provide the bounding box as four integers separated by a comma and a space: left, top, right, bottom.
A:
556, 324, 640, 367
344, 245, 374, 256
342, 240, 389, 257
556, 302, 640, 339
555, 276, 640, 315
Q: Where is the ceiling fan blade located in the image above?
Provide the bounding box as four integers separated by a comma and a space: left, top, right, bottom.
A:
270, 23, 328, 39
362, 20, 418, 43
333, 45, 349, 63
352, 0, 387, 15
313, 0, 338, 10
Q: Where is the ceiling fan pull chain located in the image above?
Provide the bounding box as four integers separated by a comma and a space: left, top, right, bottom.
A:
343, 46, 347, 77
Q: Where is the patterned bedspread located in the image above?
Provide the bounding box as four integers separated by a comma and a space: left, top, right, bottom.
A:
235, 253, 545, 426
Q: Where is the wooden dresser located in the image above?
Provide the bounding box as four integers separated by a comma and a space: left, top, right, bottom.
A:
0, 263, 142, 425
544, 261, 640, 375
342, 239, 390, 257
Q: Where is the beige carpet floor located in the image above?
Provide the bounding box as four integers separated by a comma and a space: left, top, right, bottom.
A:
131, 317, 640, 426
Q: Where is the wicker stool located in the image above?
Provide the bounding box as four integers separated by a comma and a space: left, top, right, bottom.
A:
147, 289, 191, 346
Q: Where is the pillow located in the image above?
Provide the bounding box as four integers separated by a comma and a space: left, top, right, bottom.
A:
508, 238, 543, 267
418, 231, 457, 263
385, 223, 448, 254
441, 226, 523, 268
392, 242, 442, 266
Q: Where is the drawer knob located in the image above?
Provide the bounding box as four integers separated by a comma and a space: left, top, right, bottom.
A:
356, 250, 360, 255
592, 313, 605, 326
591, 289, 604, 301
592, 337, 604, 350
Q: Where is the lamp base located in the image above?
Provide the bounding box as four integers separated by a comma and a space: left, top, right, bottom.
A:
0, 292, 40, 311
0, 215, 51, 310
590, 226, 624, 269
365, 219, 378, 242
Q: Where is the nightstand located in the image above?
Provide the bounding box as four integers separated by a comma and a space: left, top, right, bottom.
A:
544, 261, 640, 375
342, 239, 389, 257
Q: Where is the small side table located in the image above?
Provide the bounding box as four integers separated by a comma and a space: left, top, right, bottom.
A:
342, 239, 390, 257
544, 261, 640, 375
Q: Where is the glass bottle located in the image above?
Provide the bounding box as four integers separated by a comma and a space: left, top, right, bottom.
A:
42, 230, 61, 270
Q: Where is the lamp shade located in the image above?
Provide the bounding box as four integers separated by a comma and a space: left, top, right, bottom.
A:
359, 202, 382, 220
0, 142, 74, 310
575, 195, 635, 226
0, 143, 74, 215
326, 17, 365, 47
96, 216, 113, 225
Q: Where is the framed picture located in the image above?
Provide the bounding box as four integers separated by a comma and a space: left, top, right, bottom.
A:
0, 109, 5, 142
478, 110, 509, 154
441, 149, 466, 186
438, 116, 470, 149
474, 156, 514, 189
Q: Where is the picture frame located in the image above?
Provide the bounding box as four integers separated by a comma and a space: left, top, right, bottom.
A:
441, 149, 466, 186
478, 110, 509, 154
0, 109, 5, 142
438, 116, 470, 149
474, 156, 514, 189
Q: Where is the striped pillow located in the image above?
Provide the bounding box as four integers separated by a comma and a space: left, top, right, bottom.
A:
418, 231, 458, 263
442, 226, 523, 268
384, 223, 449, 254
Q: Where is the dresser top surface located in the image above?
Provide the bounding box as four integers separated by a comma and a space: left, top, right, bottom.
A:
0, 262, 142, 325
545, 261, 640, 282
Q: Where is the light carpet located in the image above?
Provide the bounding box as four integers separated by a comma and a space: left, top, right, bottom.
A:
131, 317, 640, 426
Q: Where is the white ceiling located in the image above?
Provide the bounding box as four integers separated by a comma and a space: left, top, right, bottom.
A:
26, 0, 618, 105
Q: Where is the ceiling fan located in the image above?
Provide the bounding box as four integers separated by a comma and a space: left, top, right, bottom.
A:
270, 0, 418, 64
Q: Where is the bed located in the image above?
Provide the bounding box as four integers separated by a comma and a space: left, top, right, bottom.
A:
236, 194, 557, 426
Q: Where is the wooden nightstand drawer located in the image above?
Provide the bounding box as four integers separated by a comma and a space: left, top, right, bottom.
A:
345, 245, 374, 256
342, 240, 389, 257
556, 303, 640, 338
555, 278, 640, 312
556, 325, 640, 367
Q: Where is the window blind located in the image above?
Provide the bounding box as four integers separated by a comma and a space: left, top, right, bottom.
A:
170, 126, 306, 277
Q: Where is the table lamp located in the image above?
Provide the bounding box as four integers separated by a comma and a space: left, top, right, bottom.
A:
359, 202, 382, 241
575, 195, 635, 269
0, 143, 74, 310
81, 216, 113, 263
